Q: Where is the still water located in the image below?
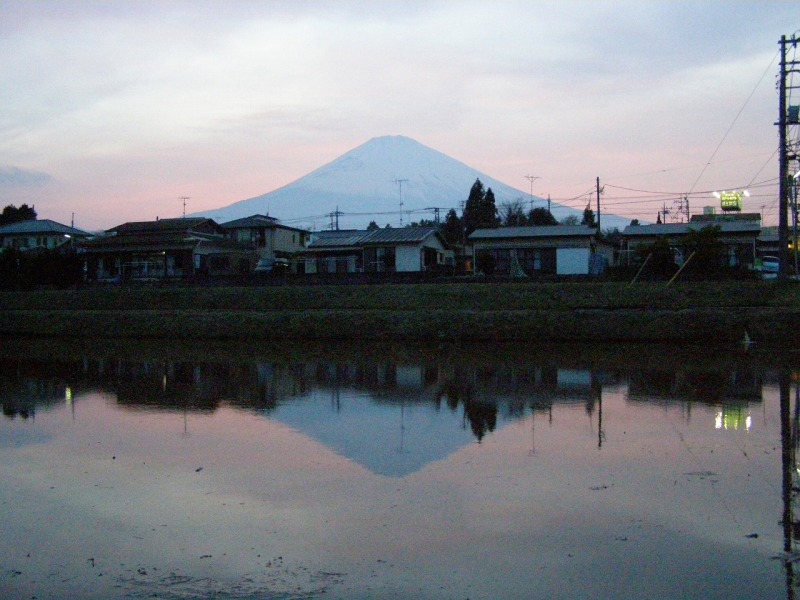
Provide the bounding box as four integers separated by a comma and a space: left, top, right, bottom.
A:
0, 338, 798, 599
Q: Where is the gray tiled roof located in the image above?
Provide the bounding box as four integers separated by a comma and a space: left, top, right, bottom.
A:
110, 217, 215, 234
0, 219, 89, 237
219, 214, 279, 229
468, 226, 596, 240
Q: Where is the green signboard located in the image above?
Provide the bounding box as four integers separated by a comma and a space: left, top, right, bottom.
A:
720, 191, 743, 211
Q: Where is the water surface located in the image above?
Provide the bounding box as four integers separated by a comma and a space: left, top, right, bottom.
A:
0, 339, 797, 599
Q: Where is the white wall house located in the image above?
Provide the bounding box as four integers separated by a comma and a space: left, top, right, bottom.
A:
0, 219, 90, 251
468, 226, 603, 277
302, 227, 448, 274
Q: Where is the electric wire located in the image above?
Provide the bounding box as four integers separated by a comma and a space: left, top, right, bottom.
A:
687, 48, 781, 195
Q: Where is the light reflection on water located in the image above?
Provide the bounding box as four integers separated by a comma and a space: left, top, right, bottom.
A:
0, 338, 798, 599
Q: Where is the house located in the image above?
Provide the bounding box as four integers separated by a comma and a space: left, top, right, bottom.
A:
0, 219, 90, 251
301, 227, 449, 274
468, 226, 605, 277
80, 217, 254, 281
219, 214, 310, 263
620, 220, 761, 268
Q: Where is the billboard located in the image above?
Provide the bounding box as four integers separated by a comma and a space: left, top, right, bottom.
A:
720, 191, 743, 212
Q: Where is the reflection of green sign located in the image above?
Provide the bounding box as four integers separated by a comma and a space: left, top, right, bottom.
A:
720, 191, 742, 211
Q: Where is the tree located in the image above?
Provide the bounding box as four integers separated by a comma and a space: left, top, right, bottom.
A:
407, 219, 437, 228
600, 227, 622, 248
528, 207, 558, 226
629, 218, 640, 226
499, 200, 528, 226
441, 208, 463, 246
0, 204, 37, 226
366, 221, 379, 230
637, 237, 676, 278
475, 252, 496, 275
683, 225, 725, 275
561, 215, 580, 226
581, 206, 596, 227
463, 178, 499, 237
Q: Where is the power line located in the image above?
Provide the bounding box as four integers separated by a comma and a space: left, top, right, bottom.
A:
688, 48, 781, 194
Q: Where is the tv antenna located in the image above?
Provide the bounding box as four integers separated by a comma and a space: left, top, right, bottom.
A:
524, 175, 540, 209
179, 196, 190, 218
394, 179, 408, 226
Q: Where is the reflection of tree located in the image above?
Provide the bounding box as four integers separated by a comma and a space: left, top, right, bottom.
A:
463, 400, 497, 441
436, 373, 498, 442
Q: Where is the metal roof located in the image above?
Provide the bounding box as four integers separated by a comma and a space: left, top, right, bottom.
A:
361, 227, 439, 244
468, 226, 596, 240
308, 227, 440, 249
622, 221, 761, 236
0, 219, 90, 237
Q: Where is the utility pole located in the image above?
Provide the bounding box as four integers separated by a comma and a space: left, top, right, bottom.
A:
179, 196, 190, 218
777, 33, 799, 279
425, 207, 445, 224
595, 177, 602, 231
329, 207, 343, 230
394, 179, 408, 226
525, 175, 540, 210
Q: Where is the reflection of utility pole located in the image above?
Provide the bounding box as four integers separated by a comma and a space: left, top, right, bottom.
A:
780, 370, 796, 565
529, 410, 536, 456
598, 391, 604, 449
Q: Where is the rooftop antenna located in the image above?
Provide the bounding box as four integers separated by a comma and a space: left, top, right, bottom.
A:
524, 175, 540, 210
179, 196, 190, 218
394, 179, 408, 226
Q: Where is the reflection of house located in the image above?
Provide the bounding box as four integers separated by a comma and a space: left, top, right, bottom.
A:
219, 214, 309, 263
621, 220, 761, 268
468, 226, 606, 276
81, 217, 254, 281
302, 227, 449, 274
627, 366, 762, 404
0, 219, 90, 251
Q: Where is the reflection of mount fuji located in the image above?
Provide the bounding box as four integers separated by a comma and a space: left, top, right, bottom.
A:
263, 363, 601, 477
270, 390, 475, 478
0, 341, 767, 477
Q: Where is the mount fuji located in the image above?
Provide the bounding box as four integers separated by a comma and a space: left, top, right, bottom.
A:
194, 135, 630, 231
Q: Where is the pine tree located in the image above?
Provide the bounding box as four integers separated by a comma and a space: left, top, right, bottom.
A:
463, 179, 499, 237
581, 206, 596, 227
0, 204, 37, 226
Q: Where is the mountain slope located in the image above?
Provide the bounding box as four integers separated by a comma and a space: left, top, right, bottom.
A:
195, 135, 630, 231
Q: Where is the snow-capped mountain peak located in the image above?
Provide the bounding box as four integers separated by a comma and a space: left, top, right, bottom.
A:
195, 135, 628, 231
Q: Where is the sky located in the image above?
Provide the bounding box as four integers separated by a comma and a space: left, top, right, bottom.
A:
1, 0, 797, 231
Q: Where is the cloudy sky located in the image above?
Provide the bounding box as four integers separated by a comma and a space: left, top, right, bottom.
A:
1, 1, 796, 230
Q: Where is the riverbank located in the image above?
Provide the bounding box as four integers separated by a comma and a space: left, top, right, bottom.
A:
1, 281, 799, 344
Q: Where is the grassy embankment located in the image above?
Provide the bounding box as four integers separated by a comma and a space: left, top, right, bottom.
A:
0, 281, 799, 343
